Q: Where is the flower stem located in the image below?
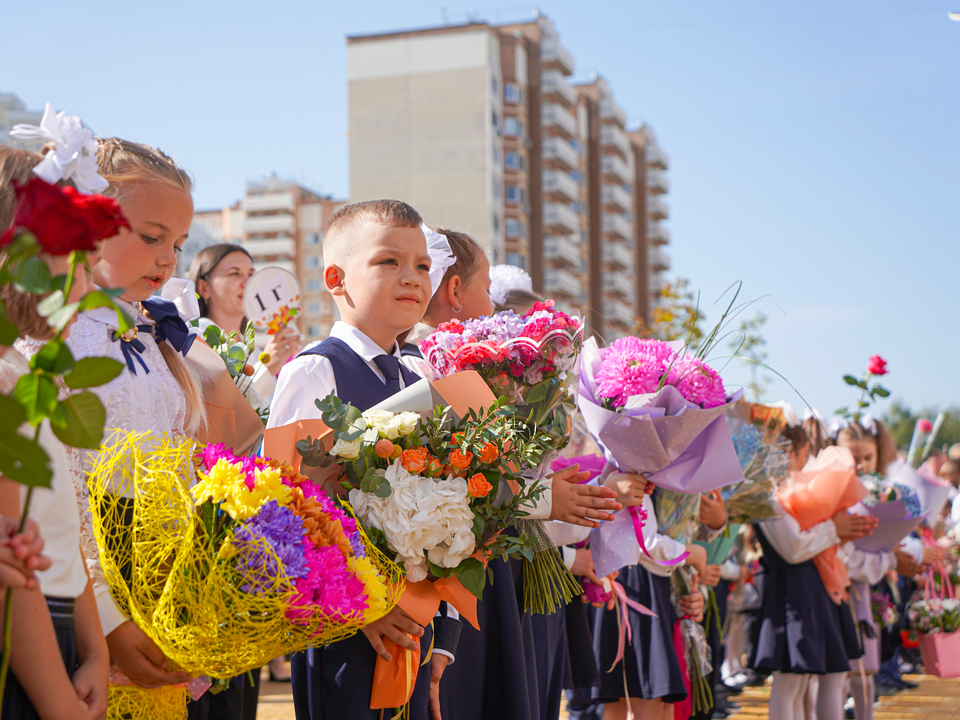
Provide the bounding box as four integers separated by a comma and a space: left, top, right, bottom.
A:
0, 484, 37, 700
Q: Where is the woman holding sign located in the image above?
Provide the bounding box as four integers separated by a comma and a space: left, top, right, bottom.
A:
187, 244, 304, 406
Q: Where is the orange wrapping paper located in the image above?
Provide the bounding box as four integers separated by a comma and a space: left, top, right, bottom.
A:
778, 446, 867, 604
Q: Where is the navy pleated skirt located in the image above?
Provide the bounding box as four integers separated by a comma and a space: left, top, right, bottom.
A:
591, 565, 687, 704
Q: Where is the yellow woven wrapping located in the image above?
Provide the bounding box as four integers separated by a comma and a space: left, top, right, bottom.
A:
87, 431, 404, 718
107, 684, 188, 720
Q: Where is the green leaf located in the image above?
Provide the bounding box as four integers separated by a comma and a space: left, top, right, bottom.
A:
49, 392, 106, 449
78, 290, 119, 313
873, 386, 890, 398
30, 339, 74, 375
0, 432, 52, 487
0, 302, 20, 346
842, 375, 860, 386
453, 557, 486, 599
0, 394, 27, 434
835, 406, 849, 415
48, 301, 81, 332
14, 257, 52, 294
64, 357, 125, 389
373, 479, 392, 499
14, 374, 58, 425
203, 325, 224, 348
37, 290, 66, 318
228, 345, 246, 362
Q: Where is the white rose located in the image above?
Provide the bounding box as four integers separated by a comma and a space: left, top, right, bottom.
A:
378, 414, 404, 440
363, 427, 380, 445
362, 409, 395, 435
398, 412, 420, 436
331, 436, 362, 459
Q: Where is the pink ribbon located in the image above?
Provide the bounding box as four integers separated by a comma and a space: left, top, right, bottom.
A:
609, 580, 658, 671
628, 504, 689, 566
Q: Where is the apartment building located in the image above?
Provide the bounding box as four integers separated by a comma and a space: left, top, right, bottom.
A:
346, 15, 671, 339
0, 93, 44, 151
191, 178, 347, 341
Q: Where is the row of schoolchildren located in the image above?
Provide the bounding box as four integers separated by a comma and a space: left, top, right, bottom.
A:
0, 120, 948, 720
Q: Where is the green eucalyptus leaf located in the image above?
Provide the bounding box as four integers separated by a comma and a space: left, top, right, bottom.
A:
64, 357, 125, 389
0, 432, 52, 487
49, 392, 106, 449
14, 373, 58, 425
0, 394, 27, 433
37, 290, 66, 318
14, 257, 52, 294
203, 325, 224, 348
373, 479, 392, 499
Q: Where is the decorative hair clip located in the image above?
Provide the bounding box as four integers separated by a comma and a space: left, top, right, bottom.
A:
860, 413, 878, 436
488, 264, 533, 307
420, 224, 457, 299
9, 103, 108, 195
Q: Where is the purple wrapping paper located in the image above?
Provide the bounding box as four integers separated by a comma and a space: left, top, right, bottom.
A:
851, 500, 928, 553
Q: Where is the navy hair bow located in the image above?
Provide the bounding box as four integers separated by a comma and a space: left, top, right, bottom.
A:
111, 296, 197, 375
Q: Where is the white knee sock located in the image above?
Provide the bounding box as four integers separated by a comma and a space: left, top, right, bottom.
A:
815, 672, 848, 720
770, 672, 811, 720
850, 674, 875, 720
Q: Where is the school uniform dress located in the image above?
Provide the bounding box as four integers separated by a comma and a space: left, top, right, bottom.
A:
591, 494, 688, 704
268, 322, 459, 720
749, 501, 851, 675
839, 544, 897, 673
0, 347, 89, 720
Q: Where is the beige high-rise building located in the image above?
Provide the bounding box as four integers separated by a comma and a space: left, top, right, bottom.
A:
0, 93, 44, 151
347, 16, 671, 339
190, 177, 347, 341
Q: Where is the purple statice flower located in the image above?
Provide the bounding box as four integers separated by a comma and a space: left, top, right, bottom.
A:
234, 501, 308, 594
462, 312, 526, 344
673, 357, 727, 409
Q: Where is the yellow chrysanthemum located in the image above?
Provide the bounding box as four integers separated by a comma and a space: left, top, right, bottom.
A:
191, 459, 246, 506
220, 466, 294, 520
253, 466, 294, 506
352, 556, 389, 622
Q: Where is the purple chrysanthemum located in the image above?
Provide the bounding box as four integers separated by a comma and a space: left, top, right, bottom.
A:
234, 501, 308, 594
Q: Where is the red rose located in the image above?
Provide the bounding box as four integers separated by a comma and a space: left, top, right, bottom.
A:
866, 355, 888, 377
0, 178, 129, 255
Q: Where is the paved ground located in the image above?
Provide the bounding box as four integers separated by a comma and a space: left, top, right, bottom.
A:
255, 673, 960, 719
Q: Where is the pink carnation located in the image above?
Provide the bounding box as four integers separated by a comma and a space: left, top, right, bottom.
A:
672, 357, 727, 408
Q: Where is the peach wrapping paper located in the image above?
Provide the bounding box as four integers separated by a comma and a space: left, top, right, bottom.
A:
777, 447, 867, 604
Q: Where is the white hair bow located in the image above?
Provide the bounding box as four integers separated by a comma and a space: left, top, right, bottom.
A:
9, 104, 108, 195
488, 264, 533, 307
159, 278, 201, 322
421, 224, 457, 298
828, 417, 849, 440
860, 413, 878, 436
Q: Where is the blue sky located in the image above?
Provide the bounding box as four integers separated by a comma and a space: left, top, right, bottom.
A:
5, 0, 959, 421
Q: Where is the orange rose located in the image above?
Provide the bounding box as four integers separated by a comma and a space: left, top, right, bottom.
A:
448, 449, 473, 471
467, 473, 493, 498
478, 442, 498, 464
400, 447, 429, 474
425, 456, 445, 477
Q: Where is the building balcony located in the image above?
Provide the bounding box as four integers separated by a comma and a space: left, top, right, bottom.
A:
544, 235, 582, 267
601, 182, 633, 213
541, 38, 574, 75
602, 241, 634, 269
253, 259, 296, 276
543, 169, 580, 203
544, 267, 583, 299
602, 212, 634, 242
646, 144, 669, 169
243, 193, 295, 213
604, 299, 636, 328
243, 236, 296, 258
646, 169, 669, 194
648, 223, 670, 245
542, 137, 579, 172
243, 213, 296, 235
543, 202, 580, 235
542, 103, 577, 140
648, 247, 670, 271
647, 196, 669, 220
601, 155, 632, 185
600, 125, 631, 159
606, 271, 636, 302
600, 97, 627, 128
541, 70, 577, 108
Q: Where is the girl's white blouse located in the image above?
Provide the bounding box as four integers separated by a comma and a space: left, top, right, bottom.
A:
65, 302, 188, 635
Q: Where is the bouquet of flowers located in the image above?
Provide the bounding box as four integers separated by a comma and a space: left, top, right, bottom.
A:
671, 564, 714, 716
199, 321, 270, 418
723, 402, 791, 524
306, 393, 577, 611
420, 300, 584, 455
873, 592, 900, 631
907, 595, 960, 635
851, 461, 928, 553
88, 431, 398, 719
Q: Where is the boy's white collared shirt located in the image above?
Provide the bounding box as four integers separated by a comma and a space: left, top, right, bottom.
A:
267, 322, 435, 429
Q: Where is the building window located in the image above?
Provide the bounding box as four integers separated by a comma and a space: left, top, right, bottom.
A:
305, 255, 321, 269
504, 117, 522, 138
492, 111, 499, 130
493, 145, 500, 164
505, 185, 523, 204
570, 170, 583, 183
507, 252, 526, 269
307, 278, 323, 292
506, 219, 525, 238
306, 233, 321, 245
493, 213, 500, 232
493, 179, 501, 199
308, 324, 322, 338
306, 301, 321, 315
492, 76, 499, 95
504, 83, 522, 104
505, 151, 520, 170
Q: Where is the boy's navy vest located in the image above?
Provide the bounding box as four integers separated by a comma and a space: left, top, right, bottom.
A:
297, 337, 422, 411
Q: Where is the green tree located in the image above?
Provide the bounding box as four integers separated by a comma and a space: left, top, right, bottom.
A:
883, 402, 960, 452
634, 278, 706, 343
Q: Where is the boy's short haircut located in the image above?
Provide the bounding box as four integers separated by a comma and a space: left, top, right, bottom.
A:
322, 199, 422, 265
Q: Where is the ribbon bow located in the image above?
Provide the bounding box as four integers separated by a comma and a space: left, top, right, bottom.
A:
112, 327, 150, 375
111, 297, 196, 375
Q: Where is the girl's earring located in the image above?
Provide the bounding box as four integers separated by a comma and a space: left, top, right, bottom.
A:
453, 302, 463, 314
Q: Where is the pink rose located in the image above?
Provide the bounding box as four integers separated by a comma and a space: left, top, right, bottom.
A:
918, 418, 933, 434
866, 355, 888, 376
